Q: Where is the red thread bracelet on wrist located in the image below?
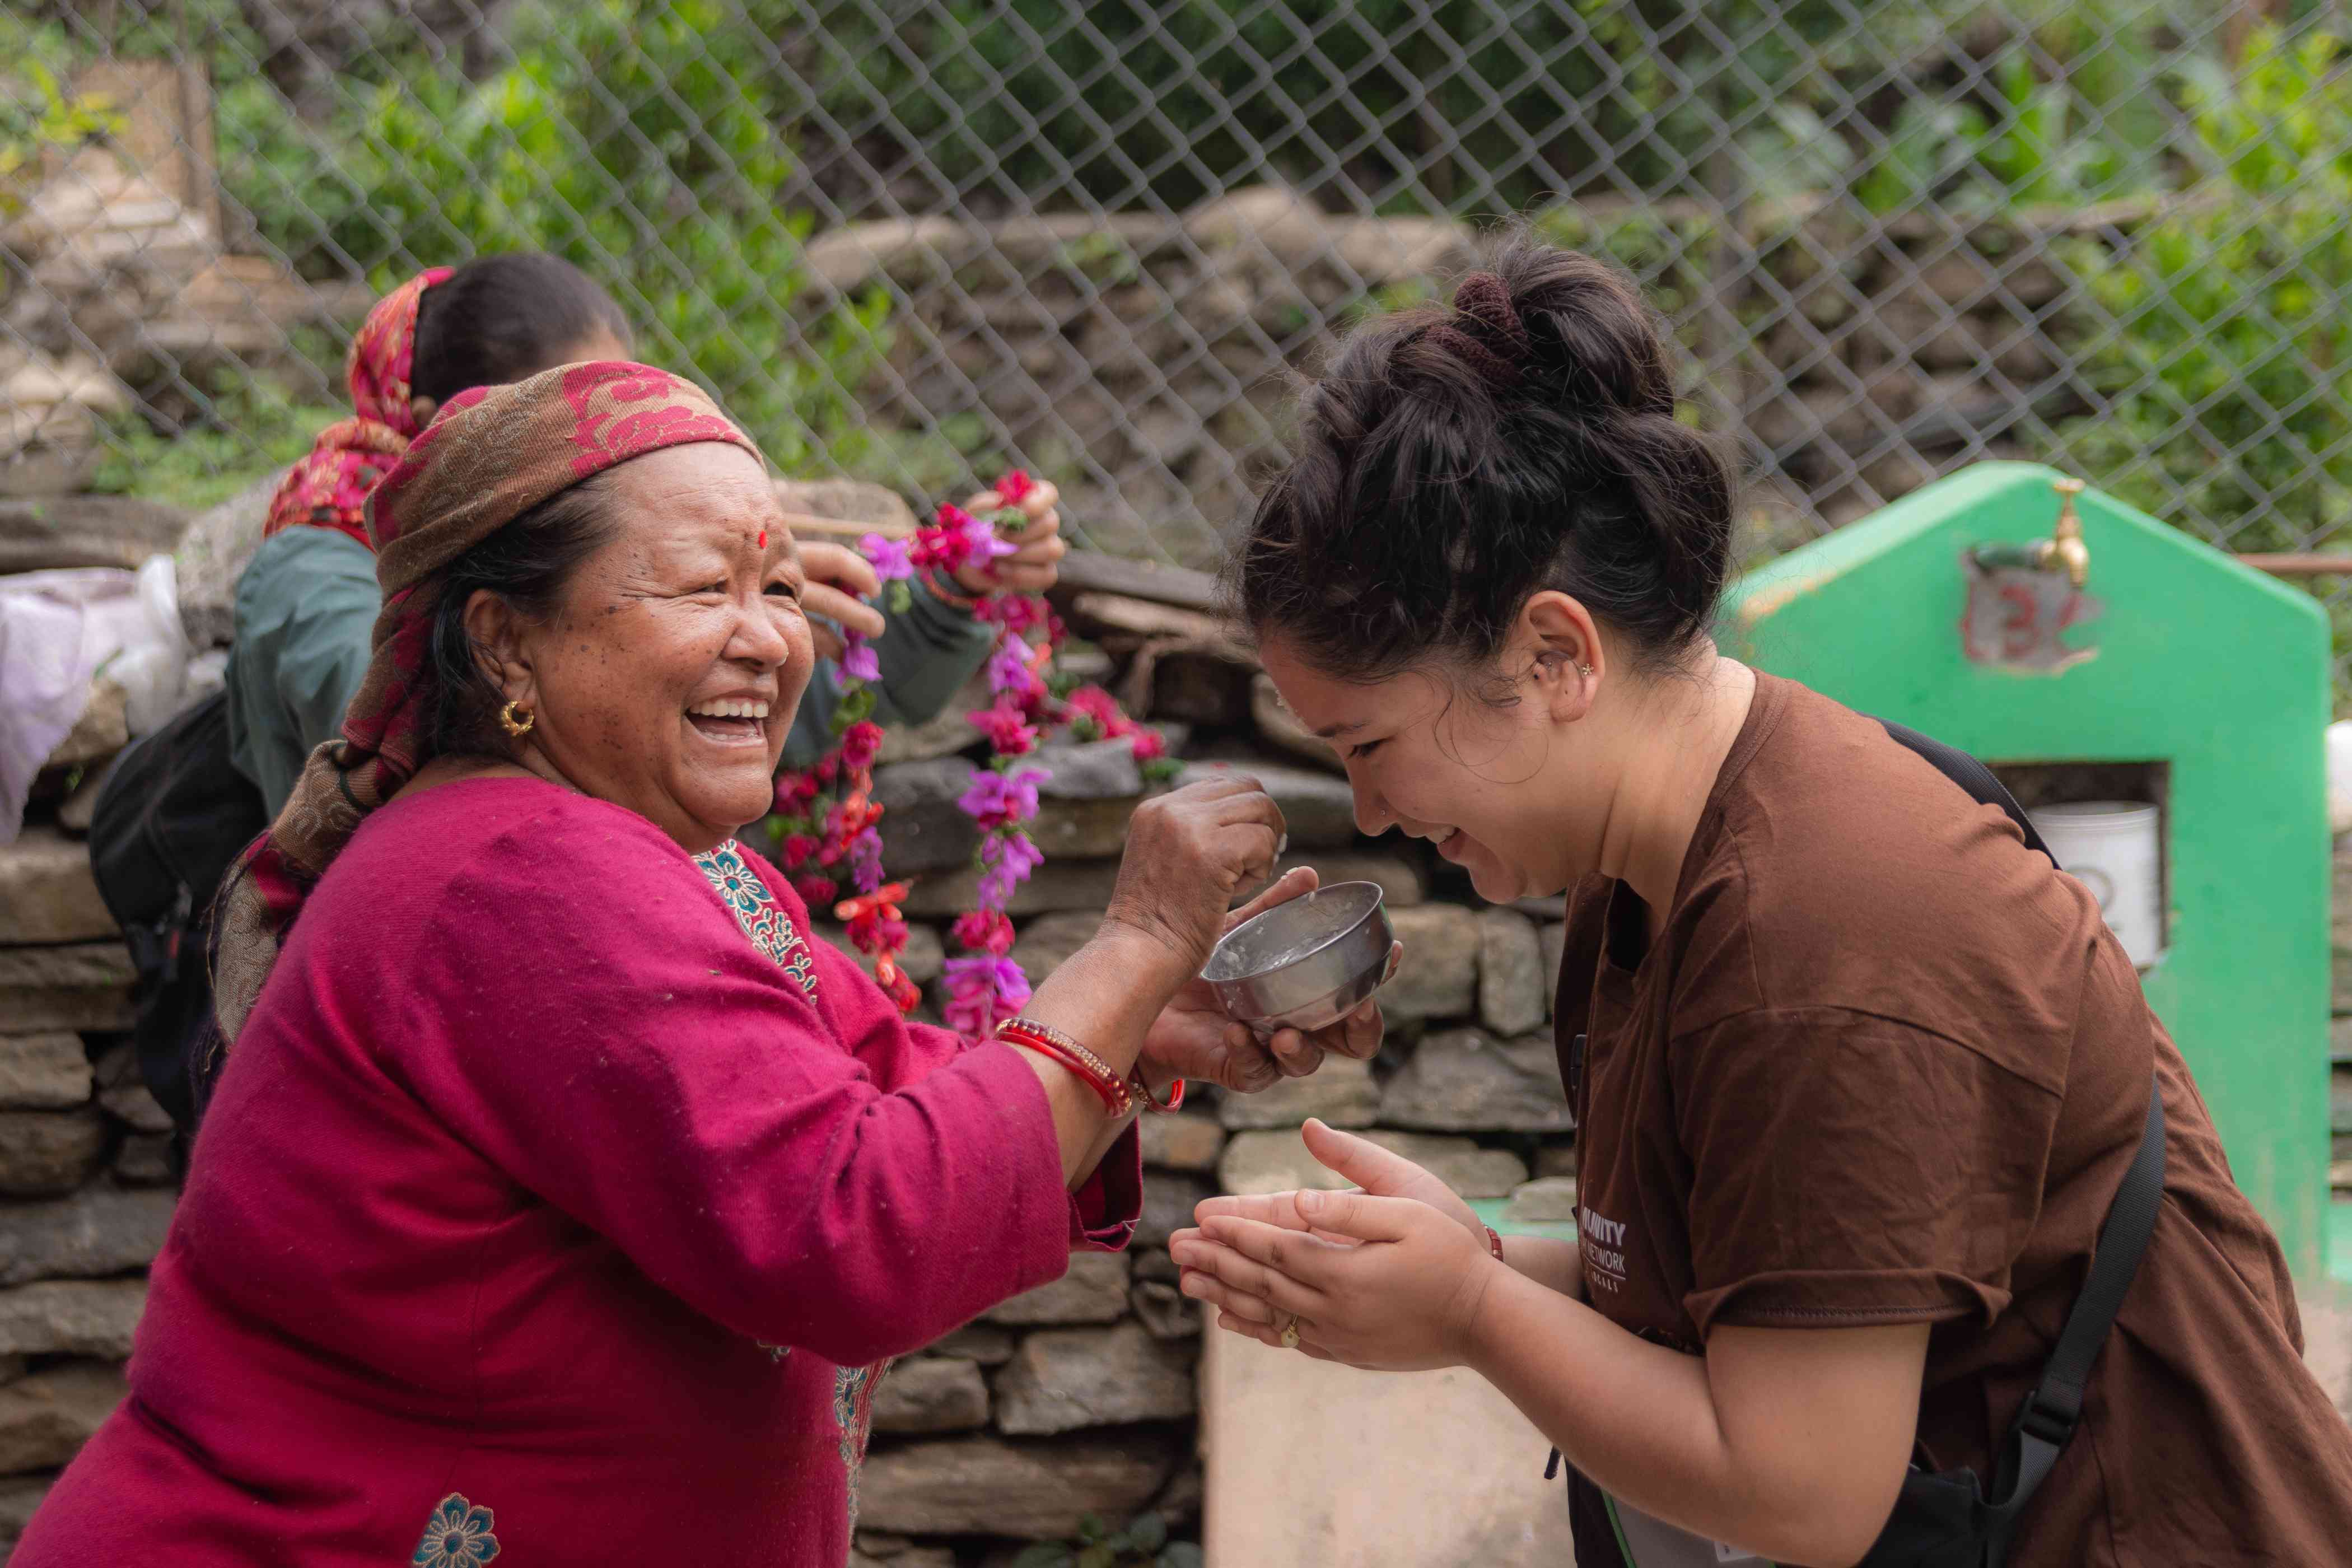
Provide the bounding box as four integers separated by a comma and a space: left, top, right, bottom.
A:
921, 568, 979, 613
1486, 1225, 1505, 1262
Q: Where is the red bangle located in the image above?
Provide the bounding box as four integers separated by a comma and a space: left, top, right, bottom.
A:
1485, 1225, 1505, 1262
997, 1018, 1132, 1118
1129, 1069, 1185, 1114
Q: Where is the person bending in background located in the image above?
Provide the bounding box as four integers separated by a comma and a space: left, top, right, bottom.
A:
227, 251, 1064, 815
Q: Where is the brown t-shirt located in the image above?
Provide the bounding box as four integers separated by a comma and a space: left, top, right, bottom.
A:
1557, 673, 2352, 1566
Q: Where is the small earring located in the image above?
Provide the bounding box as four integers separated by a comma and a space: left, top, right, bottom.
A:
498, 699, 535, 739
1578, 664, 1595, 678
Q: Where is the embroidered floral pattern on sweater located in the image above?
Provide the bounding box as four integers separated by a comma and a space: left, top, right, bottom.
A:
694, 841, 819, 1000
834, 1361, 885, 1537
412, 1494, 500, 1566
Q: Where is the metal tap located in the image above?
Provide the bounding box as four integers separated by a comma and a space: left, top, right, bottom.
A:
1967, 475, 2092, 589
2042, 477, 2090, 589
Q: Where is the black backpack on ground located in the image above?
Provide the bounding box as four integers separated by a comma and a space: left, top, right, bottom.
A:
85, 688, 269, 1154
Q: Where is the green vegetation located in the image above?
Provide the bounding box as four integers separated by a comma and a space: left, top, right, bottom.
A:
1009, 1511, 1201, 1568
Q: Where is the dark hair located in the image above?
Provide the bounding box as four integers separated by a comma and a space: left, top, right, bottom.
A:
410, 253, 633, 408
1234, 233, 1734, 683
426, 475, 618, 757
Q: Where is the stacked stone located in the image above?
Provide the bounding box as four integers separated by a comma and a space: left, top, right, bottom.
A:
0, 807, 174, 1556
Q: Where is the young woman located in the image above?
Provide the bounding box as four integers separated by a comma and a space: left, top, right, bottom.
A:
1169, 238, 2352, 1566
227, 251, 1062, 814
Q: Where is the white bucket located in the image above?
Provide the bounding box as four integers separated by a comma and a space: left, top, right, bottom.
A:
2027, 801, 2164, 969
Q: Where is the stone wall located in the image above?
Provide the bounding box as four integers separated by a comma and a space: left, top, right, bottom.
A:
804, 188, 2135, 568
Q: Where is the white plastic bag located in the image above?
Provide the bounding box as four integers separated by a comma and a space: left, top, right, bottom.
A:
0, 557, 189, 843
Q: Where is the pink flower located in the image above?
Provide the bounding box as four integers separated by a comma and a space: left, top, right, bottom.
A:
959, 767, 1046, 832
780, 833, 820, 870
952, 909, 1016, 956
975, 830, 1044, 908
994, 469, 1034, 506
944, 954, 1033, 1038
1064, 685, 1121, 726
954, 503, 1019, 567
839, 720, 885, 772
1128, 727, 1167, 763
793, 873, 837, 906
987, 638, 1043, 702
839, 632, 881, 683
967, 705, 1039, 756
860, 532, 914, 582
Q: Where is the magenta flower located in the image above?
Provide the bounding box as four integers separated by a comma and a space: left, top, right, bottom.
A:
944, 954, 1033, 1037
975, 830, 1044, 908
987, 638, 1040, 699
958, 504, 1020, 564
839, 631, 880, 683
959, 767, 1046, 832
860, 532, 915, 582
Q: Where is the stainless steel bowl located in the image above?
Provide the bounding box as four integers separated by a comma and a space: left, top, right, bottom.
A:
1202, 880, 1394, 1035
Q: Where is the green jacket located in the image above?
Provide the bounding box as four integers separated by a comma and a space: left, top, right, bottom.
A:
225, 526, 996, 816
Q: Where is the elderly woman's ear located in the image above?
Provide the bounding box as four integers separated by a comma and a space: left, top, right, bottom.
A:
461, 588, 539, 721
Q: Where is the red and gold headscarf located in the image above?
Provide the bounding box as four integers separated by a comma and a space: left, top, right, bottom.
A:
213, 361, 763, 1042
260, 266, 454, 548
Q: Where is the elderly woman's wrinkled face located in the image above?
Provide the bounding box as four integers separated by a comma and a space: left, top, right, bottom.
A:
515, 443, 812, 852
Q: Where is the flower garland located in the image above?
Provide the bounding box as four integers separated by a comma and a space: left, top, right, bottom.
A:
766, 470, 1179, 1037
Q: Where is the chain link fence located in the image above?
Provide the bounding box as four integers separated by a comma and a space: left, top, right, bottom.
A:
7, 1, 2352, 676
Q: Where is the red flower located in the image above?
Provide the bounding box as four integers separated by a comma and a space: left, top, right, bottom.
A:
952, 909, 1016, 956
814, 754, 841, 787
780, 834, 821, 870
995, 469, 1034, 505
914, 506, 981, 575
793, 874, 837, 906
839, 720, 885, 773
1064, 685, 1121, 727
774, 772, 820, 814
1128, 727, 1167, 763
967, 705, 1039, 756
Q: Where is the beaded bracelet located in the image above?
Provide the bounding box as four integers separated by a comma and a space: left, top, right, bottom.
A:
1128, 1068, 1186, 1115
997, 1017, 1132, 1118
1485, 1225, 1505, 1262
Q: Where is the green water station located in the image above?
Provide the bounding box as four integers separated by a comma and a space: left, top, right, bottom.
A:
1721, 461, 2332, 1277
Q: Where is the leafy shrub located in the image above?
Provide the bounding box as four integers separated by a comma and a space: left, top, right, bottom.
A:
2042, 26, 2352, 553
218, 0, 890, 477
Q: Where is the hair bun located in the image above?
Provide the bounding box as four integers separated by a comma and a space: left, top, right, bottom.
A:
1425, 270, 1530, 391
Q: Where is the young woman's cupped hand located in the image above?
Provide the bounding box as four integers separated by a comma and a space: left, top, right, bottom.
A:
1170, 1119, 1500, 1370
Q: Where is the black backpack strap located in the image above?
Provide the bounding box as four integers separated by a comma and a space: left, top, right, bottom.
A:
1988, 1074, 2166, 1543
1878, 718, 2057, 869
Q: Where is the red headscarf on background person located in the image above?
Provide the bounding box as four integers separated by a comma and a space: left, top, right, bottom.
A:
212, 361, 764, 1044
260, 265, 455, 548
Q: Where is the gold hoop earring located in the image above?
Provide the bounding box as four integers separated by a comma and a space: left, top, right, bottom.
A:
498, 700, 535, 739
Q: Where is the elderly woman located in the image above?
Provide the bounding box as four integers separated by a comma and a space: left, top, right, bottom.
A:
16, 363, 1380, 1565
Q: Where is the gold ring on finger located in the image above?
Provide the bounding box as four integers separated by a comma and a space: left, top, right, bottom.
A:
1280, 1316, 1301, 1350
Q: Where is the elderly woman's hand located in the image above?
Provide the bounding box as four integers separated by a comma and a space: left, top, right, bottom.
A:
1138, 869, 1393, 1091
954, 480, 1065, 596
1103, 776, 1286, 979
796, 540, 889, 662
